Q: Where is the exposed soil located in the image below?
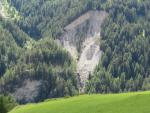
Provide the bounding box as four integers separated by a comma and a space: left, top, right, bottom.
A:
58, 10, 108, 92
0, 2, 7, 18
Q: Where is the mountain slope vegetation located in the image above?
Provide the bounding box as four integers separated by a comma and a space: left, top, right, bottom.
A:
0, 37, 78, 104
0, 0, 105, 103
86, 0, 150, 93
9, 0, 93, 39
1, 0, 150, 106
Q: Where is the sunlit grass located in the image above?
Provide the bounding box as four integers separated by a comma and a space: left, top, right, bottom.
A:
10, 91, 150, 113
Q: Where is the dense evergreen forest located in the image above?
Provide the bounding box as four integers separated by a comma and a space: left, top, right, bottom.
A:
1, 0, 150, 105
0, 20, 78, 103
1, 0, 104, 103
86, 0, 150, 93
9, 0, 92, 39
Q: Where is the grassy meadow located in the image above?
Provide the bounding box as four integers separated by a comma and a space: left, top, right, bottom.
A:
10, 91, 150, 113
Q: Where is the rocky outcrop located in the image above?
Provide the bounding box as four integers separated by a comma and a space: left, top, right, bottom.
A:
59, 10, 108, 92
77, 34, 102, 92
0, 1, 20, 20
0, 2, 5, 18
12, 80, 42, 104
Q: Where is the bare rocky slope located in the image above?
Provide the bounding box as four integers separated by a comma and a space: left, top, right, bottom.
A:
59, 10, 108, 92
0, 2, 5, 18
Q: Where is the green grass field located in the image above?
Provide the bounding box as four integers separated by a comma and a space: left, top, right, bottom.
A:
10, 91, 150, 113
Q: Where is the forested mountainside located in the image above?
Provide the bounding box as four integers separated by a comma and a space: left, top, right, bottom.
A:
87, 0, 150, 93
0, 0, 102, 103
0, 20, 78, 104
9, 0, 94, 39
1, 0, 150, 105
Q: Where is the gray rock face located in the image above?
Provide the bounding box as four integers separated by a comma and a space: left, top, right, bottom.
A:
59, 10, 108, 92
0, 2, 7, 19
12, 80, 42, 104
0, 2, 4, 18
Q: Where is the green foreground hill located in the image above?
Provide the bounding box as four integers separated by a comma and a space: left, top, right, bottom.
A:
10, 91, 150, 113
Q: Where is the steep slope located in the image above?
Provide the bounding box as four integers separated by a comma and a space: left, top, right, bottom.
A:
0, 38, 78, 104
59, 11, 108, 92
87, 0, 150, 94
0, 1, 7, 18
0, 0, 98, 104
10, 91, 150, 113
9, 0, 91, 39
77, 34, 102, 92
0, 0, 20, 20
